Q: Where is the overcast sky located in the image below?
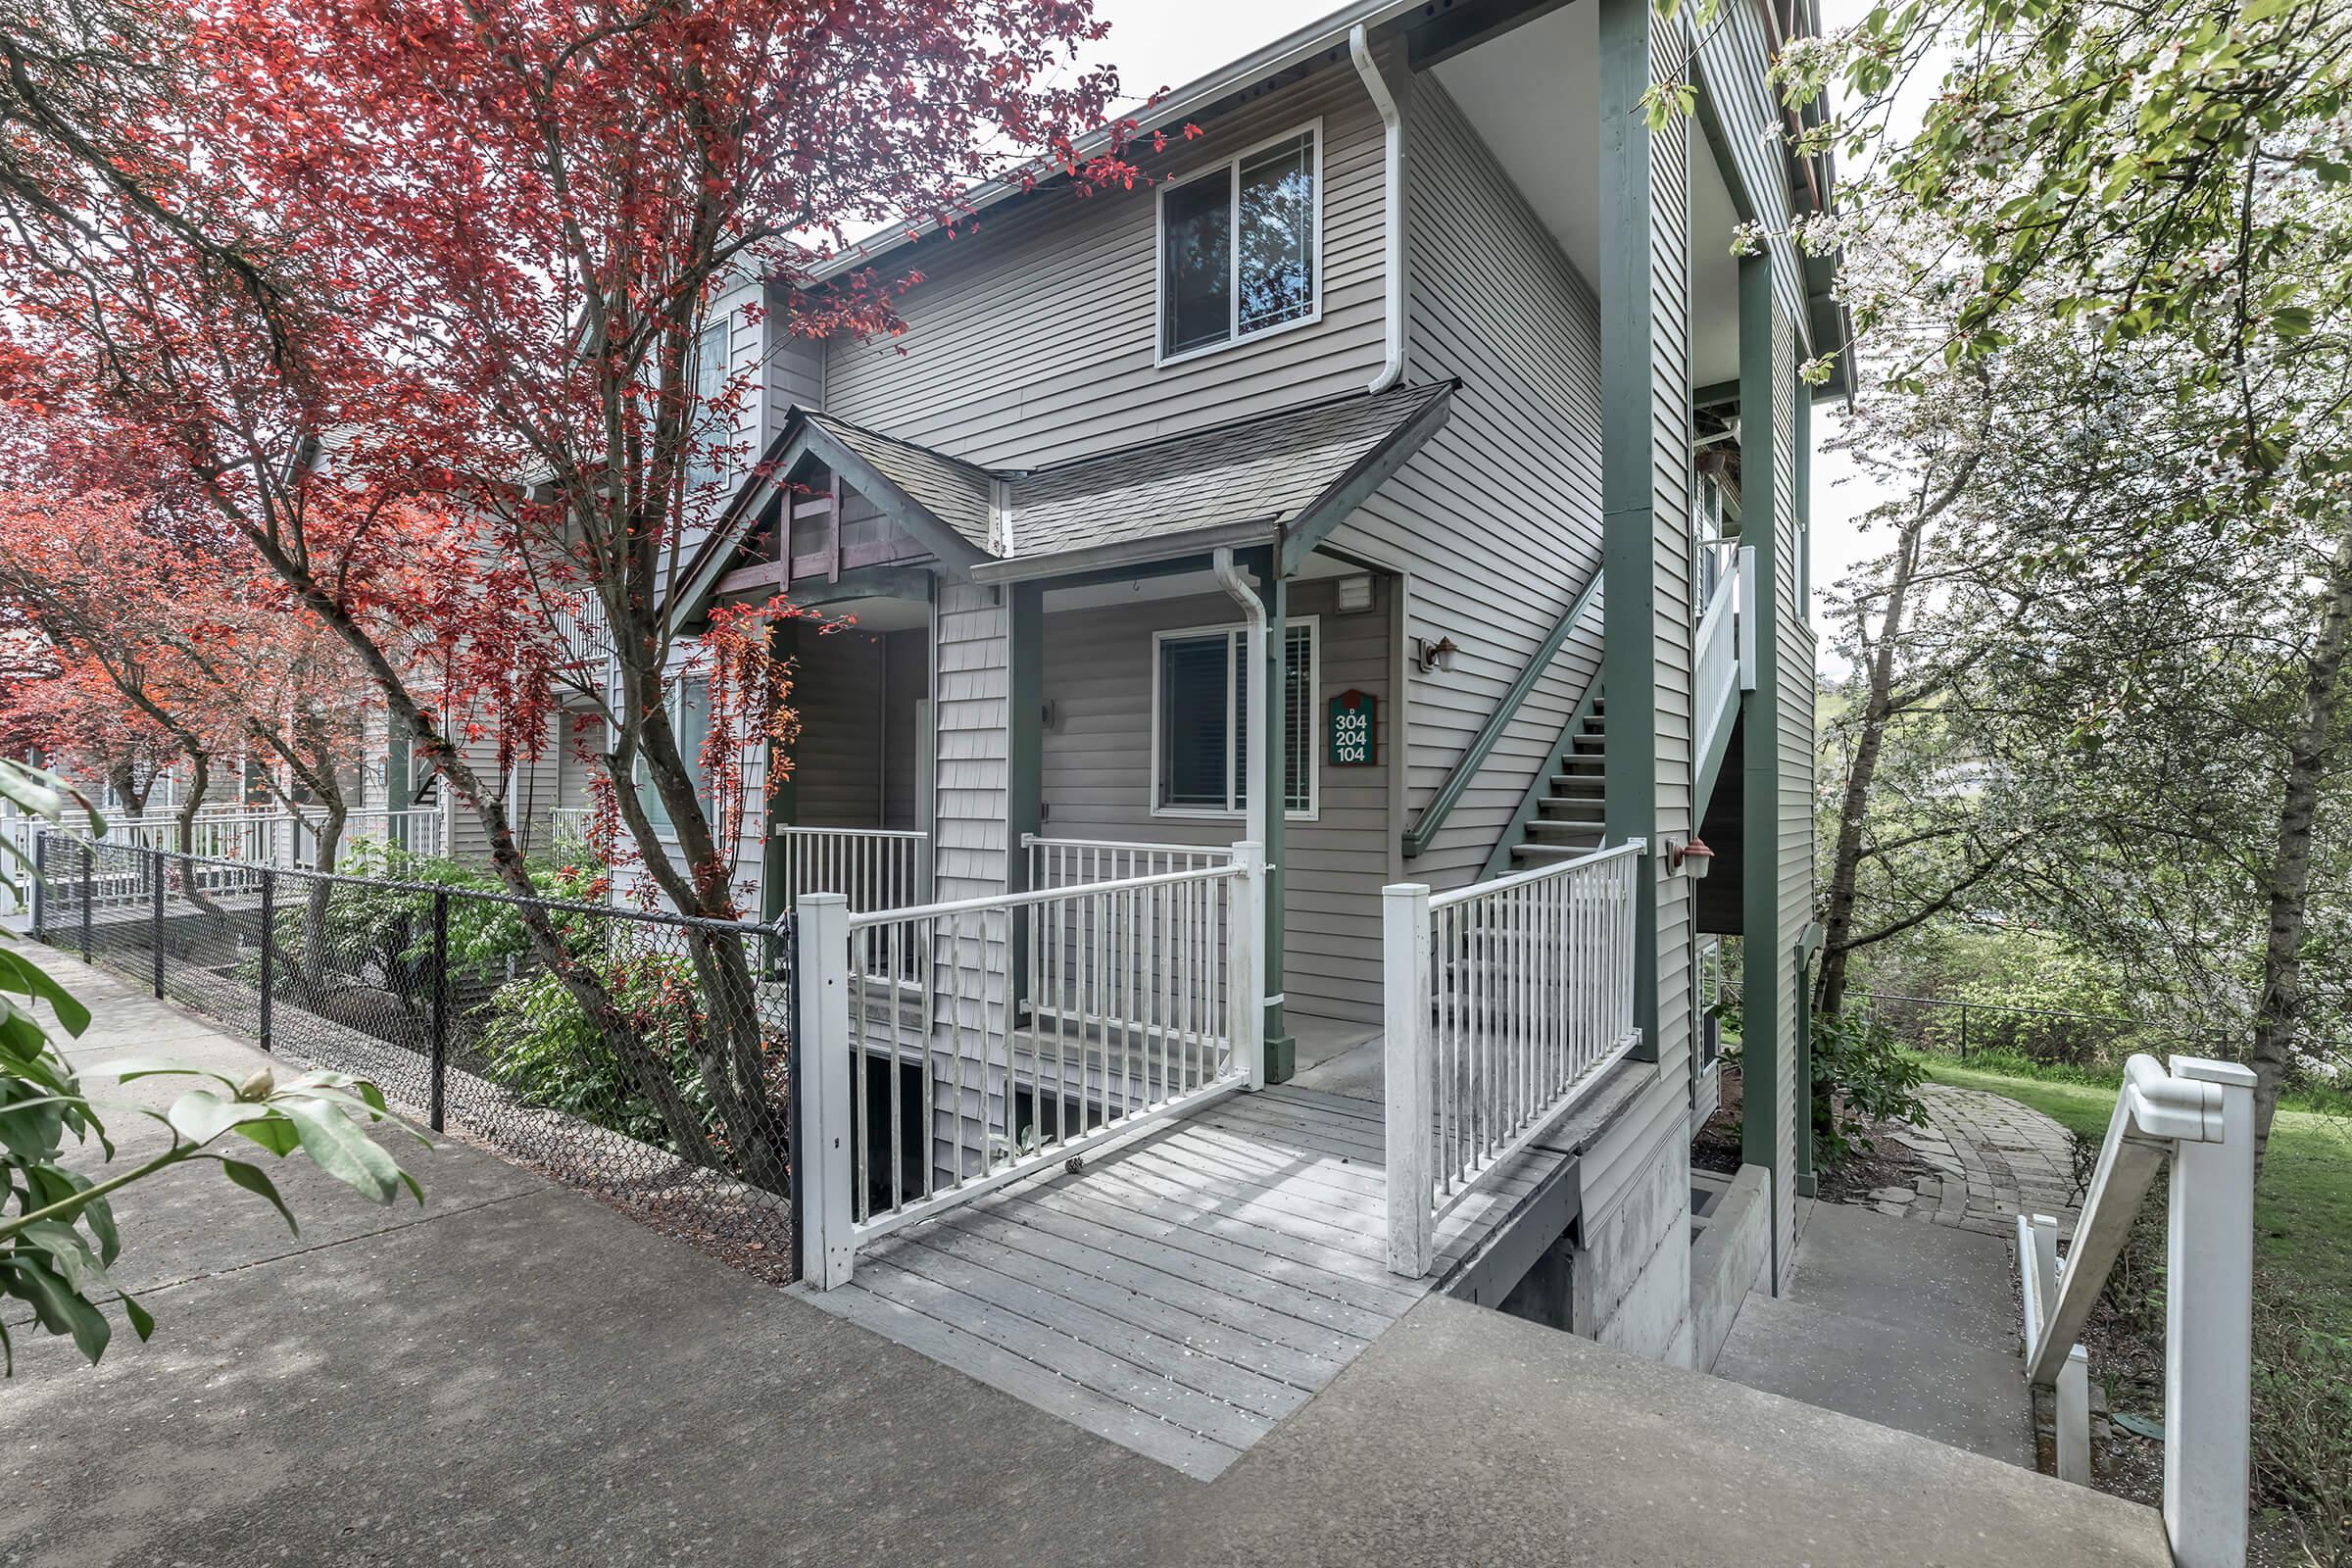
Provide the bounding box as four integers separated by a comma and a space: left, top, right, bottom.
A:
1084, 0, 1892, 670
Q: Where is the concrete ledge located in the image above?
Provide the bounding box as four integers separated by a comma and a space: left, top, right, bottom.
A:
1690, 1161, 1771, 1371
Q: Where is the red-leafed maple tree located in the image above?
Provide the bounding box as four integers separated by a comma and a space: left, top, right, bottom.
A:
0, 0, 1142, 1191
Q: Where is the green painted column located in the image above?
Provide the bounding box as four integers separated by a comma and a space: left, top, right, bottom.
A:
761, 617, 802, 924
1598, 0, 1660, 1062
1250, 546, 1295, 1083
1738, 255, 1784, 1182
1006, 581, 1046, 1009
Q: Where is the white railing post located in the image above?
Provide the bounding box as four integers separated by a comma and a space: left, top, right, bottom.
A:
2165, 1057, 2256, 1568
2057, 1344, 2092, 1486
795, 893, 856, 1290
1384, 881, 1433, 1279
1231, 841, 1265, 1092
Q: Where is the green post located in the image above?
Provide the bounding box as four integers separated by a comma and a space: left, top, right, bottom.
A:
761, 617, 802, 926
1250, 546, 1295, 1083
1795, 947, 1817, 1197
1738, 256, 1787, 1207
1006, 581, 1046, 1004
1599, 0, 1662, 1061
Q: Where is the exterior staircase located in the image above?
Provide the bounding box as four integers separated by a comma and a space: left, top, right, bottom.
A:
1508, 696, 1607, 868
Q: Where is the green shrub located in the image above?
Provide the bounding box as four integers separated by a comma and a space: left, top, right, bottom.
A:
1811, 1008, 1929, 1167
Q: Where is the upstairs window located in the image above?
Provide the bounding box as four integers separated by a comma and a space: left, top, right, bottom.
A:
1152, 620, 1318, 819
1157, 124, 1321, 364
689, 318, 730, 489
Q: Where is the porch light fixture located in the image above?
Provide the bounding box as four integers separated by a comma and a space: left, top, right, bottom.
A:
1671, 837, 1716, 880
1335, 572, 1375, 615
1413, 635, 1458, 674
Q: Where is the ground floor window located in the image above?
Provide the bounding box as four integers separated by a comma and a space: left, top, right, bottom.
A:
1152, 618, 1317, 819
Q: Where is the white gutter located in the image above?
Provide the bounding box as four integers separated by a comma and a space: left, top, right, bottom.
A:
1348, 24, 1405, 394
1211, 547, 1271, 849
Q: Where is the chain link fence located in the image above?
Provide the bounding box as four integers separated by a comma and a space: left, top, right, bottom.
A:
29, 832, 801, 1283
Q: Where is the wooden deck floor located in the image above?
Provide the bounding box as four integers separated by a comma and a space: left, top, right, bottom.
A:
797, 1081, 1575, 1480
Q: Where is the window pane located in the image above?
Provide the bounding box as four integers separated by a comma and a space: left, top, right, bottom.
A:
1238, 134, 1315, 336
1161, 173, 1232, 357
1284, 623, 1313, 813
1158, 635, 1231, 809
690, 320, 728, 487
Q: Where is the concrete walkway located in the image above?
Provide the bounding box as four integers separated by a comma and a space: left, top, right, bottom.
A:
3, 964, 2164, 1565
1712, 1200, 2039, 1465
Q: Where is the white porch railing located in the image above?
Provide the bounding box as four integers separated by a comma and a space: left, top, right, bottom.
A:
1382, 839, 1644, 1277
1022, 833, 1235, 890
546, 806, 596, 844
44, 807, 441, 865
1693, 549, 1742, 769
2018, 1054, 2255, 1568
773, 825, 931, 916
796, 842, 1263, 1289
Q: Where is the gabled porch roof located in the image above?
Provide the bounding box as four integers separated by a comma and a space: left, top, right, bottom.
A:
670, 381, 1457, 624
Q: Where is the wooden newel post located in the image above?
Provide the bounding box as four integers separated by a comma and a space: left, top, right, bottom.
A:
1384, 882, 1433, 1279
795, 892, 855, 1290
1231, 841, 1266, 1092
2166, 1056, 2257, 1568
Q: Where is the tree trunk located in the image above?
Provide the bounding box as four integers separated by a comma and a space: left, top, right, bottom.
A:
2248, 520, 2352, 1160
1815, 454, 1974, 1013
174, 750, 208, 855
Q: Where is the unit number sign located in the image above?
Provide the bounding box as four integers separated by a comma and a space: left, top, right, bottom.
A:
1328, 690, 1377, 766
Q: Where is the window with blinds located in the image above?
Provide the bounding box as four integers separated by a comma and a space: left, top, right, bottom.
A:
1152, 620, 1317, 819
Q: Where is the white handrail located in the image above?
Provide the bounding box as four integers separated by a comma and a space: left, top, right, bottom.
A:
2017, 1054, 2255, 1568
1693, 557, 1741, 770
1021, 833, 1235, 891
798, 842, 1264, 1290
1385, 840, 1645, 1277
773, 824, 930, 916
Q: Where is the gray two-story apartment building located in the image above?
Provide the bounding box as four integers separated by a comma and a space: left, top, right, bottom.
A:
626, 0, 1837, 1396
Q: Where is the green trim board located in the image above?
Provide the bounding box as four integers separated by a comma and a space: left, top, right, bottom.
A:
1690, 672, 1740, 828
1736, 255, 1787, 1227
1250, 545, 1296, 1083
1403, 564, 1603, 859
1597, 0, 1664, 1062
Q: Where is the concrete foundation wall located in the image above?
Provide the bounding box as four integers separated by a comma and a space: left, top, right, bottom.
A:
1690, 1162, 1772, 1372
1572, 1109, 1694, 1366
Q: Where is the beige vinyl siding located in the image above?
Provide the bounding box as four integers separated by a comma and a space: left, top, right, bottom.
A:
1769, 301, 1813, 1278
1327, 76, 1605, 894
883, 630, 926, 830
819, 41, 1401, 471
1037, 576, 1395, 1024
1647, 6, 1698, 1105
1692, 0, 1810, 350
791, 631, 886, 827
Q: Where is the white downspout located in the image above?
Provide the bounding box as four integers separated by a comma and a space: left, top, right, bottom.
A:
1349, 24, 1404, 395
1211, 548, 1270, 850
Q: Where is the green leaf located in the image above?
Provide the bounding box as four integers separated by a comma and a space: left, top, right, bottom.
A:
165, 1089, 273, 1147
2, 1255, 110, 1364
231, 1117, 300, 1158
219, 1158, 299, 1235
0, 949, 89, 1037
95, 1057, 242, 1089
277, 1099, 403, 1203
120, 1290, 154, 1342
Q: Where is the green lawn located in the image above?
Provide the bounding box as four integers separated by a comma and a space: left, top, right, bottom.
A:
1921, 1059, 2352, 1318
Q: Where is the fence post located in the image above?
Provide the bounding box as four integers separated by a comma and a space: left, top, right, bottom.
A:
2164, 1056, 2256, 1568
1230, 841, 1266, 1092
31, 830, 45, 940
1384, 881, 1433, 1279
1959, 1002, 1969, 1059
428, 889, 450, 1134
795, 893, 855, 1290
258, 867, 275, 1053
149, 848, 165, 999
78, 842, 92, 963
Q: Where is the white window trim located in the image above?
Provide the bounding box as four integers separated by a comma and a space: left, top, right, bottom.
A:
1152, 119, 1326, 369
1148, 616, 1321, 823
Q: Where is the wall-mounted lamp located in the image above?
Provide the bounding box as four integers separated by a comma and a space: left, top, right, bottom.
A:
1669, 836, 1716, 881
1413, 635, 1458, 674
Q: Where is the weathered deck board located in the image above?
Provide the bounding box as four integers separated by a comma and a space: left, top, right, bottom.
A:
796, 1081, 1581, 1482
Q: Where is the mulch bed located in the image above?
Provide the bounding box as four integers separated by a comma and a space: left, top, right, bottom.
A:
1690, 1063, 1938, 1203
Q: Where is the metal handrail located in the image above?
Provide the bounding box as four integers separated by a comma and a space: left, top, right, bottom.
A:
1403, 564, 1603, 859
